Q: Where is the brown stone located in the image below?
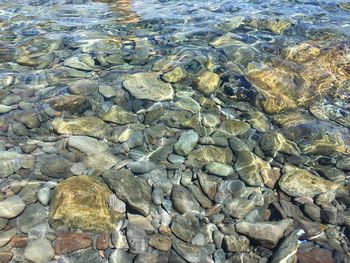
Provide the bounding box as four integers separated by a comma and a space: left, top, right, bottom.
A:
10, 235, 28, 248
246, 42, 350, 113
96, 232, 109, 250
55, 232, 92, 255
148, 234, 171, 251
50, 176, 117, 232
0, 252, 12, 263
297, 247, 333, 263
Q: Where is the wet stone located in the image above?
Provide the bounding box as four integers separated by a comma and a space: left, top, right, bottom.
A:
102, 169, 152, 216
24, 239, 55, 263
174, 130, 199, 156
52, 116, 111, 139
195, 71, 220, 96
279, 164, 347, 198
17, 203, 47, 233
123, 72, 174, 101
101, 105, 138, 124
148, 234, 171, 251
0, 195, 26, 219
68, 135, 108, 156
55, 232, 92, 255
40, 155, 71, 179
50, 176, 116, 232
126, 224, 148, 254
187, 146, 233, 169
205, 162, 235, 177
171, 185, 201, 214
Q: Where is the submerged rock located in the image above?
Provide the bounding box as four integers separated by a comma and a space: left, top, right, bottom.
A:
195, 71, 220, 96
248, 17, 292, 34
102, 169, 152, 216
234, 150, 270, 187
246, 42, 350, 113
123, 72, 174, 101
50, 176, 116, 231
235, 219, 294, 248
174, 130, 199, 156
52, 116, 111, 139
0, 195, 25, 218
101, 105, 138, 124
279, 164, 347, 198
187, 146, 233, 169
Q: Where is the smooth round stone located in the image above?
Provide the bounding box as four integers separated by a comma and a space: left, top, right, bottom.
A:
13, 110, 40, 129
18, 182, 40, 204
174, 130, 199, 156
24, 239, 54, 263
148, 234, 171, 251
109, 250, 133, 263
168, 154, 185, 164
171, 185, 201, 214
315, 191, 335, 205
205, 162, 234, 177
40, 155, 71, 179
195, 71, 220, 96
10, 180, 28, 194
68, 136, 108, 156
123, 72, 174, 101
0, 105, 13, 113
0, 228, 17, 247
163, 67, 188, 83
37, 187, 51, 206
126, 224, 148, 254
101, 105, 138, 125
0, 195, 26, 218
127, 159, 157, 174
151, 187, 164, 205
175, 97, 200, 114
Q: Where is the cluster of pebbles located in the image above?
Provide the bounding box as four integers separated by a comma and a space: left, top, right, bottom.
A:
1, 0, 350, 263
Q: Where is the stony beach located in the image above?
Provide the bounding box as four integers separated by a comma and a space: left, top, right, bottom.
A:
0, 0, 350, 262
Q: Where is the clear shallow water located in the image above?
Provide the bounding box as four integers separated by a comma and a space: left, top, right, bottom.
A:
0, 0, 350, 262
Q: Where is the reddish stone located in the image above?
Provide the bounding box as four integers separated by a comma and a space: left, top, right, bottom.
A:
298, 247, 333, 263
55, 232, 92, 255
96, 232, 109, 250
10, 235, 28, 248
0, 252, 13, 263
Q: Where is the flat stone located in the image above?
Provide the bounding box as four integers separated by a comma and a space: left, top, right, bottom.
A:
126, 224, 148, 254
297, 247, 333, 263
47, 95, 88, 114
220, 120, 250, 136
171, 215, 201, 242
37, 187, 51, 206
52, 116, 111, 139
17, 203, 47, 233
148, 234, 171, 251
271, 229, 304, 263
187, 146, 233, 169
205, 162, 234, 177
0, 195, 25, 218
68, 136, 108, 156
124, 72, 174, 101
127, 159, 157, 174
195, 71, 220, 96
171, 185, 201, 214
163, 67, 188, 83
50, 176, 116, 232
102, 169, 152, 216
18, 182, 41, 204
172, 238, 205, 263
109, 250, 133, 263
24, 239, 54, 263
75, 249, 107, 263
127, 213, 154, 234
69, 79, 98, 95
64, 55, 95, 71
13, 109, 40, 129
101, 105, 138, 124
40, 155, 71, 179
223, 233, 250, 252
175, 97, 200, 114
174, 130, 199, 156
85, 151, 119, 172
224, 198, 255, 218
55, 232, 92, 255
0, 228, 17, 247
235, 219, 294, 248
234, 150, 270, 187
279, 164, 347, 198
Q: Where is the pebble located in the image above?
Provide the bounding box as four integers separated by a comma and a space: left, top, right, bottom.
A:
37, 187, 51, 206
55, 232, 92, 255
0, 195, 26, 219
24, 239, 55, 263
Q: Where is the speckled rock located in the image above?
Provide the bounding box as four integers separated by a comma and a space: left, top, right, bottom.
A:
50, 176, 116, 231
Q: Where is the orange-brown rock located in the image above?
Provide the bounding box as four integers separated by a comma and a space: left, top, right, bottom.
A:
55, 232, 92, 255
246, 42, 350, 113
50, 176, 118, 232
10, 235, 28, 248
297, 247, 333, 263
96, 232, 109, 250
0, 252, 12, 263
